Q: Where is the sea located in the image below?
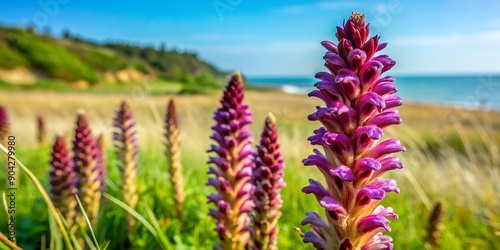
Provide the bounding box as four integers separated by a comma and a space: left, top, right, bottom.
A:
248, 75, 500, 111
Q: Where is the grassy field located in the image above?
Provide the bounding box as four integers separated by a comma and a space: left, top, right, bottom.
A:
0, 89, 499, 249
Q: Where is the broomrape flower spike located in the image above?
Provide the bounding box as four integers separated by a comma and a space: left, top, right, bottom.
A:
37, 114, 46, 147
0, 105, 8, 146
251, 113, 285, 250
113, 101, 139, 233
207, 72, 255, 250
49, 134, 78, 232
301, 12, 405, 250
73, 110, 103, 229
165, 99, 185, 221
96, 133, 106, 191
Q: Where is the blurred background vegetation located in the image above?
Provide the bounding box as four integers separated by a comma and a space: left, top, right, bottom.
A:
0, 26, 226, 94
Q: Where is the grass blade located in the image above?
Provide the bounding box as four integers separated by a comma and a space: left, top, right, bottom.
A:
102, 192, 171, 248
74, 195, 100, 250
0, 143, 73, 250
144, 206, 173, 250
0, 231, 21, 250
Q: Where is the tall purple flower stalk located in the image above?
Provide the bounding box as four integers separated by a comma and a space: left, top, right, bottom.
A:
49, 134, 78, 232
251, 113, 285, 250
113, 101, 139, 233
73, 111, 103, 229
207, 72, 255, 250
0, 105, 9, 146
301, 12, 405, 250
165, 99, 185, 221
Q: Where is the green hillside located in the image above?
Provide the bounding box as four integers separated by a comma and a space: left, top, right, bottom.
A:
0, 26, 227, 93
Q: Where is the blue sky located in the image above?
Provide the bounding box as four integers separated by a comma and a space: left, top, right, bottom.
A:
1, 0, 500, 76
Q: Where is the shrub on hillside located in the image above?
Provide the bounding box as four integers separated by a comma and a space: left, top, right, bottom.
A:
8, 30, 99, 83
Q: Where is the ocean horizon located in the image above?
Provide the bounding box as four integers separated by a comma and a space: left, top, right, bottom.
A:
248, 74, 500, 111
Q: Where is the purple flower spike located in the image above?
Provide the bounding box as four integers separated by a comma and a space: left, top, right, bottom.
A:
302, 12, 404, 250
113, 101, 139, 233
207, 72, 255, 250
49, 135, 78, 232
0, 105, 9, 146
251, 113, 285, 250
73, 111, 102, 229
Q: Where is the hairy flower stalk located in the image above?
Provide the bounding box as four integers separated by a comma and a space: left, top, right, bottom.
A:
37, 114, 46, 147
207, 72, 254, 250
251, 113, 285, 250
96, 133, 106, 191
0, 106, 9, 170
0, 105, 8, 148
165, 99, 185, 221
73, 111, 103, 229
425, 201, 445, 249
49, 134, 78, 232
301, 12, 405, 250
113, 101, 139, 233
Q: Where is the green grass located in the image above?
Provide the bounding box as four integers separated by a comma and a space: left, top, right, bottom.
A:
0, 90, 498, 249
0, 79, 184, 95
0, 42, 29, 70
7, 30, 99, 83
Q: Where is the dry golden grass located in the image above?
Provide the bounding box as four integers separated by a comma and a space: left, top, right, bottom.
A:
3, 89, 499, 149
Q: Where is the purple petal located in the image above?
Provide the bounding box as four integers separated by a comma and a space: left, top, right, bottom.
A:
348, 49, 367, 72
361, 233, 394, 250
207, 193, 222, 204
209, 208, 222, 221
329, 165, 355, 182
303, 149, 333, 174
301, 211, 329, 229
303, 231, 327, 249
321, 40, 338, 53
354, 125, 383, 149
329, 102, 357, 132
320, 196, 347, 217
383, 95, 402, 109
302, 178, 329, 200
354, 158, 382, 171
324, 52, 348, 68
357, 214, 391, 233
338, 39, 353, 61
372, 178, 400, 194
336, 69, 361, 99
315, 71, 335, 82
373, 206, 399, 219
370, 139, 406, 159
378, 157, 404, 174
309, 107, 343, 132
373, 55, 396, 73
323, 132, 352, 157
357, 185, 385, 205
358, 92, 386, 122
315, 80, 343, 103
359, 60, 384, 88
372, 79, 397, 96
308, 127, 328, 145
361, 36, 379, 59
218, 200, 230, 214
376, 43, 388, 52
367, 110, 402, 129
